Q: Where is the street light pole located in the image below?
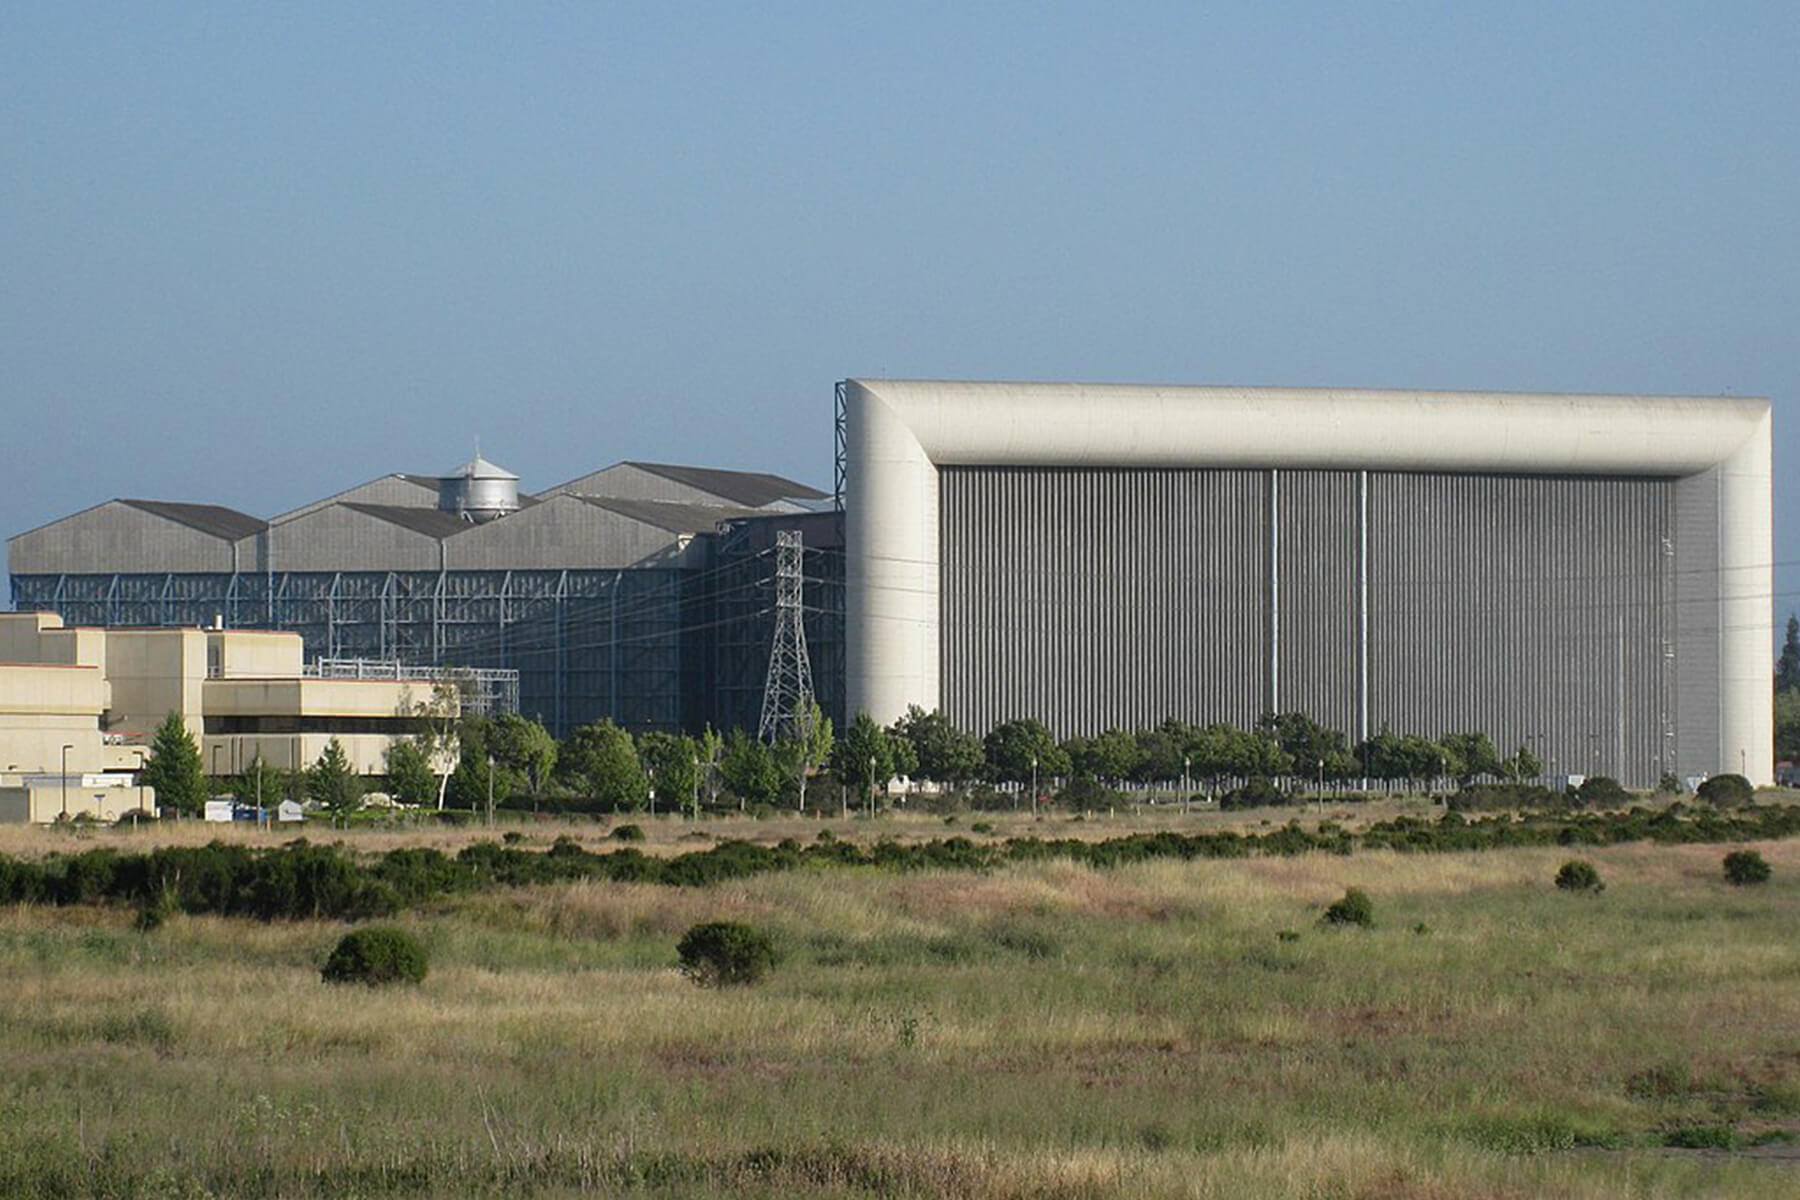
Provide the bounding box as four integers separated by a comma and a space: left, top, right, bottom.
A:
61, 744, 73, 821
1030, 754, 1038, 818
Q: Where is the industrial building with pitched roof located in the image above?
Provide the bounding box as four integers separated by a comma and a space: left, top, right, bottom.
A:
9, 454, 841, 739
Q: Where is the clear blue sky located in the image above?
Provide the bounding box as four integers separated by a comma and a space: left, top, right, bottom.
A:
4, 4, 1796, 615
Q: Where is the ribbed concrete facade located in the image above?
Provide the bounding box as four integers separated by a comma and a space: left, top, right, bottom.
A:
847, 379, 1772, 786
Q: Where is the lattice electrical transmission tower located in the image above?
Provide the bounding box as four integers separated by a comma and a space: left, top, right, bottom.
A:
757, 530, 817, 744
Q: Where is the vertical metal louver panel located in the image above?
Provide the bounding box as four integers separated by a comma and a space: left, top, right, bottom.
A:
939, 467, 1266, 737
1672, 470, 1721, 779
1366, 473, 1675, 784
1276, 471, 1358, 733
939, 466, 1676, 784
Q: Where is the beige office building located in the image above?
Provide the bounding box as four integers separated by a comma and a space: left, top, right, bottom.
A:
0, 612, 452, 821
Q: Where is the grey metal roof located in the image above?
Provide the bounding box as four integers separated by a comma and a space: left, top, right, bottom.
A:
443, 453, 519, 481
268, 473, 442, 525
118, 499, 267, 541
622, 462, 827, 507
340, 503, 473, 539
577, 496, 758, 534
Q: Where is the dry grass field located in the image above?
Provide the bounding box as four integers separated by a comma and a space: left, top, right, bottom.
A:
0, 791, 1589, 861
2, 819, 1798, 1197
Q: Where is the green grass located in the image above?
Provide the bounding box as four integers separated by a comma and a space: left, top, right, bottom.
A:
1, 839, 1798, 1196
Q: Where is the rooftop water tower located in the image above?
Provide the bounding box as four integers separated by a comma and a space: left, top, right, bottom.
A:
437, 450, 520, 523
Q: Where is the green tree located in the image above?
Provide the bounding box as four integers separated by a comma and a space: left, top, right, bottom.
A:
383, 740, 438, 808
1182, 723, 1240, 788
889, 706, 984, 785
1258, 713, 1354, 781
1087, 728, 1143, 783
638, 730, 701, 816
1777, 688, 1800, 764
1438, 731, 1504, 785
1357, 727, 1444, 783
447, 748, 525, 812
446, 716, 523, 810
1132, 725, 1186, 784
982, 718, 1069, 790
235, 752, 286, 812
887, 726, 917, 784
833, 711, 897, 807
488, 713, 557, 797
697, 726, 725, 807
1502, 743, 1544, 782
1777, 614, 1800, 693
775, 701, 834, 811
889, 705, 986, 788
405, 676, 465, 810
141, 712, 207, 816
307, 737, 364, 821
719, 730, 781, 808
558, 719, 648, 812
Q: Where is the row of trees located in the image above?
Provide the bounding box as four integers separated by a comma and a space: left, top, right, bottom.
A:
140, 711, 372, 819
133, 698, 1557, 820
408, 704, 1545, 815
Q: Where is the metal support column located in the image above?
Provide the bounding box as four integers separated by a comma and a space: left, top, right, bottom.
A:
833, 380, 848, 513
1357, 469, 1369, 745
1267, 469, 1280, 715
553, 570, 568, 736
327, 572, 343, 659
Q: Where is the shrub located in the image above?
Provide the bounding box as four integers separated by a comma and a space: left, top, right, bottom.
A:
1322, 887, 1374, 927
611, 823, 645, 842
1222, 777, 1286, 810
676, 921, 778, 987
1697, 773, 1755, 808
1056, 774, 1119, 813
321, 927, 429, 986
1723, 849, 1772, 886
1574, 776, 1632, 809
1656, 772, 1685, 795
1555, 859, 1604, 893
1449, 783, 1559, 812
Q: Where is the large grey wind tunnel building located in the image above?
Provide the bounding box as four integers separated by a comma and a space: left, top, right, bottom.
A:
842, 380, 1773, 787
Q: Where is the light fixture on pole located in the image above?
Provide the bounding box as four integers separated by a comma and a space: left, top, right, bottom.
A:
61, 744, 74, 820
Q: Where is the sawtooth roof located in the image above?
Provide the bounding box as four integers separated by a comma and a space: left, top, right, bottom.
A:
118, 499, 267, 541
340, 502, 475, 539
622, 461, 827, 507
577, 496, 759, 534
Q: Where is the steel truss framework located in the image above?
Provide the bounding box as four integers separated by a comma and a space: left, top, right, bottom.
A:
710, 525, 846, 738
14, 558, 848, 740
16, 569, 688, 737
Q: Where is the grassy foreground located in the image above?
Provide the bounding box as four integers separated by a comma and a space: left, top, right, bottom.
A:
4, 838, 1799, 1197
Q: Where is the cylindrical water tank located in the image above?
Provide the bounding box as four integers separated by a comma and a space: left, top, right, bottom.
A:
438, 454, 520, 522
